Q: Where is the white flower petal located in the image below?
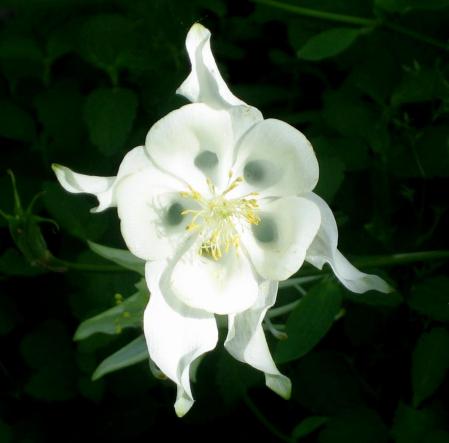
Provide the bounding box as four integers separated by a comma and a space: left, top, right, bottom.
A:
145, 103, 235, 193
144, 261, 218, 417
232, 119, 319, 198
242, 196, 321, 281
228, 104, 264, 145
163, 239, 259, 315
225, 281, 291, 399
305, 193, 391, 293
115, 166, 190, 261
177, 23, 244, 109
52, 146, 151, 212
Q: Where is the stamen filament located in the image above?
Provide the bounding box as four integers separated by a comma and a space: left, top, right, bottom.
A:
179, 177, 260, 260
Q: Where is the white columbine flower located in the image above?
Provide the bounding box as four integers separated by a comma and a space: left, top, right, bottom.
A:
53, 23, 390, 417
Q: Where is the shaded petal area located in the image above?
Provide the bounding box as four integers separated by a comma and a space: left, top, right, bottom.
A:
164, 239, 259, 315
115, 166, 190, 261
305, 193, 391, 293
231, 119, 319, 199
225, 281, 291, 399
144, 261, 218, 417
242, 196, 321, 281
177, 23, 244, 109
145, 103, 234, 193
52, 146, 151, 212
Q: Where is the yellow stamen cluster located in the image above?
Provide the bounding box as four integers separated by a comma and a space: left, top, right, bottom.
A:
180, 176, 260, 260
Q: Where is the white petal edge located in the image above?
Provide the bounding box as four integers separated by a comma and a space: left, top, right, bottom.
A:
242, 196, 321, 281
115, 166, 189, 261
231, 119, 319, 199
305, 192, 391, 293
177, 23, 244, 109
144, 261, 218, 417
225, 280, 291, 399
52, 146, 151, 212
163, 239, 259, 315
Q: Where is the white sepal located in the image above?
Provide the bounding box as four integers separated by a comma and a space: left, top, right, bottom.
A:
144, 261, 218, 417
52, 146, 151, 212
177, 23, 244, 109
225, 280, 291, 399
305, 193, 391, 293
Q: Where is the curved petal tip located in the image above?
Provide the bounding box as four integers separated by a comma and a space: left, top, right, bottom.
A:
266, 374, 292, 400
175, 392, 194, 418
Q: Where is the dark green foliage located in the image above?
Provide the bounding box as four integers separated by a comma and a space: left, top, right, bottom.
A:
412, 328, 449, 407
0, 0, 448, 441
276, 279, 343, 363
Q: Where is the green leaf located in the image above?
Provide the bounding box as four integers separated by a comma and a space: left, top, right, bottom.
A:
45, 21, 78, 63
349, 40, 400, 104
414, 127, 449, 178
424, 431, 449, 443
74, 283, 148, 340
276, 279, 343, 364
392, 403, 439, 443
344, 288, 403, 308
0, 34, 44, 85
78, 14, 139, 74
88, 241, 145, 275
20, 320, 73, 369
42, 181, 108, 240
197, 0, 227, 16
92, 335, 148, 380
20, 320, 77, 401
0, 248, 43, 277
0, 35, 41, 62
0, 100, 36, 142
409, 277, 449, 322
318, 408, 388, 443
292, 416, 328, 441
0, 420, 12, 443
322, 90, 390, 154
216, 351, 261, 405
25, 363, 77, 401
78, 376, 105, 402
298, 28, 363, 61
293, 351, 364, 415
313, 154, 345, 202
0, 295, 17, 336
392, 67, 449, 106
412, 328, 449, 407
84, 88, 138, 156
34, 81, 84, 145
312, 136, 368, 173
375, 0, 449, 12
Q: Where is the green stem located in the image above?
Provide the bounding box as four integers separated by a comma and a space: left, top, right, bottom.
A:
279, 275, 321, 288
280, 250, 449, 288
244, 395, 294, 443
383, 21, 449, 51
268, 300, 300, 318
252, 0, 449, 52
253, 0, 376, 26
50, 257, 125, 273
353, 250, 449, 268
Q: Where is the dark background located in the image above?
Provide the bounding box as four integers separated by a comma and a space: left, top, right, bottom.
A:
1, 0, 449, 442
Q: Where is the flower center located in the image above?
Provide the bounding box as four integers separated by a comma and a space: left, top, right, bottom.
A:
180, 176, 260, 260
